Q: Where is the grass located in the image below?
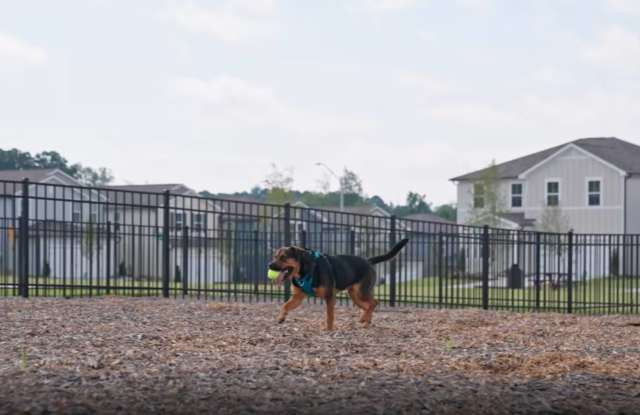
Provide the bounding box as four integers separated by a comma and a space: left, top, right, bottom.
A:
1, 273, 639, 314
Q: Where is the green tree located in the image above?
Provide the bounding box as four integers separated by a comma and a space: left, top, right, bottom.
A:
466, 160, 506, 227
339, 168, 363, 196
264, 163, 294, 204
434, 204, 457, 222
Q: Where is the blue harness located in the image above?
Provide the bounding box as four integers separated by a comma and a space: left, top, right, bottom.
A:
293, 250, 321, 297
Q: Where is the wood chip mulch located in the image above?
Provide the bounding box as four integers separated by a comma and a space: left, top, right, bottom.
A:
1, 297, 640, 414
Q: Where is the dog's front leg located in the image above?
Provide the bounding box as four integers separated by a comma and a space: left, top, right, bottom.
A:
324, 297, 336, 331
277, 286, 306, 324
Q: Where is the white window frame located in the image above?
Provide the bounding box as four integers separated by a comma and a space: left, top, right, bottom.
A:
72, 204, 82, 222
174, 211, 185, 228
586, 177, 603, 207
510, 182, 524, 209
545, 178, 561, 207
192, 212, 205, 230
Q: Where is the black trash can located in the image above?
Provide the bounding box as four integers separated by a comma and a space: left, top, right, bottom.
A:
508, 264, 523, 289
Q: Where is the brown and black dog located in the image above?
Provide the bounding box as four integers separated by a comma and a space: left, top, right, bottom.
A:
268, 238, 409, 330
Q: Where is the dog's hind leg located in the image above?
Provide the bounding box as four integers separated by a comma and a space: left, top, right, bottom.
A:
347, 285, 370, 323
351, 283, 377, 328
277, 286, 306, 324
325, 296, 336, 331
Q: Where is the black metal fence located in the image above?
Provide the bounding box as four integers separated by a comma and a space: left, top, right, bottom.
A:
1, 178, 639, 314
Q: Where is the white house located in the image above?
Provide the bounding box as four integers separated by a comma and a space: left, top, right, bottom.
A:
0, 169, 107, 279
452, 137, 640, 234
451, 137, 640, 281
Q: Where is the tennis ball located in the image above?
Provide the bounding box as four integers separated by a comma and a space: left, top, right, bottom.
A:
267, 269, 280, 280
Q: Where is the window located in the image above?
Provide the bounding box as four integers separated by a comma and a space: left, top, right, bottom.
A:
473, 183, 485, 208
511, 183, 523, 208
192, 212, 205, 230
588, 180, 601, 206
90, 205, 98, 222
72, 205, 82, 222
546, 181, 559, 206
171, 211, 185, 228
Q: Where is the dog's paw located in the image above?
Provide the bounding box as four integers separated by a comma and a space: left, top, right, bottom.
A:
277, 315, 286, 324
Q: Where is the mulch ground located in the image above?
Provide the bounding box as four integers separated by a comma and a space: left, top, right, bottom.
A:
1, 298, 640, 415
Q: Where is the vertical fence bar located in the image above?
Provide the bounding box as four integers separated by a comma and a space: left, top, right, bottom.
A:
482, 225, 489, 310
349, 229, 356, 256
438, 231, 443, 307
567, 231, 574, 314
106, 221, 112, 295
535, 232, 541, 311
19, 178, 30, 298
162, 190, 170, 298
182, 225, 189, 297
283, 203, 291, 302
389, 215, 397, 307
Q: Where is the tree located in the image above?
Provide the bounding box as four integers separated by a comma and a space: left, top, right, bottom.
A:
0, 148, 114, 185
466, 160, 507, 227
77, 166, 114, 186
264, 163, 294, 191
393, 192, 433, 217
263, 163, 294, 204
537, 205, 570, 234
339, 168, 363, 196
434, 204, 457, 222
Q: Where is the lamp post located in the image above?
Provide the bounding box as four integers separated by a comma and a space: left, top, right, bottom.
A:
315, 162, 344, 212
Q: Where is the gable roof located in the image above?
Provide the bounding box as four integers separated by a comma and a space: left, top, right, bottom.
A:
451, 137, 640, 181
0, 168, 81, 184
106, 184, 196, 195
402, 212, 455, 225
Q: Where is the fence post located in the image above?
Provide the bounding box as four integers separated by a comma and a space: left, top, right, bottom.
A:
535, 232, 541, 311
567, 231, 574, 314
18, 178, 30, 298
182, 225, 189, 297
481, 225, 489, 310
162, 190, 170, 298
253, 229, 260, 297
349, 229, 356, 256
389, 215, 397, 307
106, 221, 112, 295
438, 231, 444, 307
283, 203, 291, 302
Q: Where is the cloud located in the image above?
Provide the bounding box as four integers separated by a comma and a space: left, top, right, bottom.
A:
582, 26, 640, 71
170, 75, 375, 136
161, 0, 278, 43
395, 71, 463, 96
606, 0, 640, 15
0, 33, 46, 65
425, 103, 519, 128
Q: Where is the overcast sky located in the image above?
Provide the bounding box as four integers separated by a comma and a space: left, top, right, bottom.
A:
1, 0, 639, 205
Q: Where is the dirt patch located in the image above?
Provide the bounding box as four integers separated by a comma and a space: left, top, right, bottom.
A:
1, 297, 640, 414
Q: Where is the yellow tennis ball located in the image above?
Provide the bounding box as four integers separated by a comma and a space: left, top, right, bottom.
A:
267, 269, 280, 280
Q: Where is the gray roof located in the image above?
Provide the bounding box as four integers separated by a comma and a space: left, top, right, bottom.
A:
451, 137, 640, 181
106, 184, 196, 195
0, 168, 74, 183
497, 212, 536, 228
402, 212, 455, 224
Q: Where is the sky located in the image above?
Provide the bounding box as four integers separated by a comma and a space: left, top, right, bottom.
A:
1, 0, 639, 206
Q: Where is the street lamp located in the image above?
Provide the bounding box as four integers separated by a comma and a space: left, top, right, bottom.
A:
315, 162, 344, 212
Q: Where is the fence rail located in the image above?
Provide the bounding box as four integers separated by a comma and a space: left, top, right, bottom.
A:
1, 178, 639, 314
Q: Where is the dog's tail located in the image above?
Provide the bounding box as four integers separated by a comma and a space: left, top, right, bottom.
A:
368, 238, 409, 265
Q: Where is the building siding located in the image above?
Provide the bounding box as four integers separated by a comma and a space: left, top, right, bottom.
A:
456, 145, 626, 233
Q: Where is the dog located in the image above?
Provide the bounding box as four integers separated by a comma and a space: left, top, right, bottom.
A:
268, 238, 409, 330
